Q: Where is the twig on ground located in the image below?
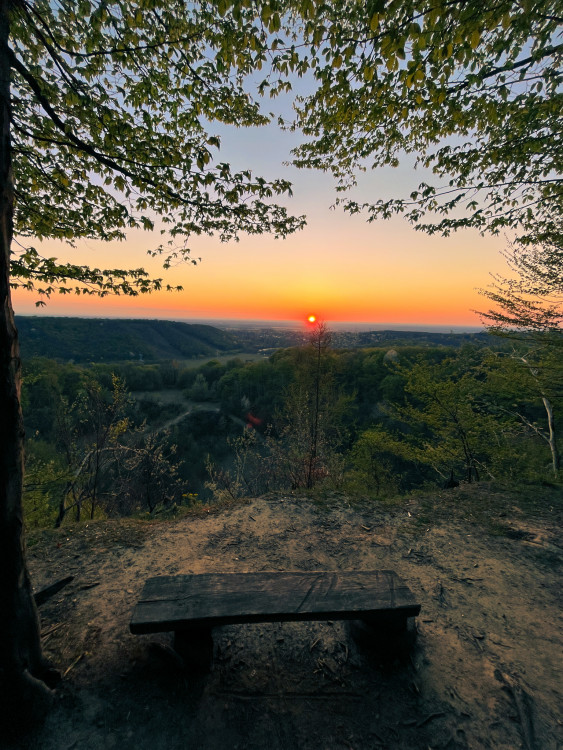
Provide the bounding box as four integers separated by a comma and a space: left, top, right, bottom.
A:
41, 623, 62, 639
417, 711, 446, 727
34, 575, 74, 607
496, 670, 536, 750
63, 652, 85, 677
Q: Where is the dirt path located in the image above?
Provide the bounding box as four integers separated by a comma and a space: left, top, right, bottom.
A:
6, 485, 563, 749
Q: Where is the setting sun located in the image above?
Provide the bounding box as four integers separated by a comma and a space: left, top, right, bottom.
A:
307, 315, 317, 323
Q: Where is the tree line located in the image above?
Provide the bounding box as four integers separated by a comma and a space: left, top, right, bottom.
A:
208, 325, 563, 497
21, 323, 561, 530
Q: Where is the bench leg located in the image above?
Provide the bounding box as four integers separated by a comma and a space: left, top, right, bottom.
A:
174, 626, 214, 673
350, 615, 416, 659
361, 610, 410, 633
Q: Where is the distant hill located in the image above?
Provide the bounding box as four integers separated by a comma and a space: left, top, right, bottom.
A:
15, 316, 497, 363
16, 317, 239, 363
215, 326, 494, 352
348, 329, 494, 348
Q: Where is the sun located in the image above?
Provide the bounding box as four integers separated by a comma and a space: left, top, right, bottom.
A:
307, 315, 317, 324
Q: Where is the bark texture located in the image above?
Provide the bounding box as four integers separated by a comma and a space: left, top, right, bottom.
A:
0, 0, 56, 728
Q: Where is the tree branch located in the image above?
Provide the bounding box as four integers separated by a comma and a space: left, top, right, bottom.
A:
8, 47, 204, 207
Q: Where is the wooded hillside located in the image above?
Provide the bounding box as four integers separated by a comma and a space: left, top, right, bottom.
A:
16, 317, 239, 362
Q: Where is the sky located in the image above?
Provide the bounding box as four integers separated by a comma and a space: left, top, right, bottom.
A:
12, 111, 508, 330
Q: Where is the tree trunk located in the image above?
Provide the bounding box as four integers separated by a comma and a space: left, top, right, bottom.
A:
306, 338, 322, 490
0, 3, 56, 727
542, 395, 560, 479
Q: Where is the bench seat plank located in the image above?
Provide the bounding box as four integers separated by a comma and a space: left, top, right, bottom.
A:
130, 570, 420, 634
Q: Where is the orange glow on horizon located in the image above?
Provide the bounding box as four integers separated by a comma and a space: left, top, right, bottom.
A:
10, 216, 505, 328
11, 284, 488, 327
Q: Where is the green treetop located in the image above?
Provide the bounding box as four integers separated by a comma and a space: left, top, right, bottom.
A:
8, 0, 306, 299
288, 0, 562, 245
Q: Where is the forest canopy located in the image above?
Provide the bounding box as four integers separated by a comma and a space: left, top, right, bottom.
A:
289, 0, 562, 247
8, 0, 307, 299
9, 0, 562, 298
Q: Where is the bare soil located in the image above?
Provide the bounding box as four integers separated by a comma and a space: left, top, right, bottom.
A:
4, 483, 563, 750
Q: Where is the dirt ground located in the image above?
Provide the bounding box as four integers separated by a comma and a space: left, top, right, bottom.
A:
4, 483, 563, 750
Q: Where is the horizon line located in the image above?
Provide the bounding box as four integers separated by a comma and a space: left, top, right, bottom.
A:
15, 312, 486, 333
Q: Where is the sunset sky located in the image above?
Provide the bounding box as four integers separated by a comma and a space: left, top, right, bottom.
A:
12, 118, 508, 329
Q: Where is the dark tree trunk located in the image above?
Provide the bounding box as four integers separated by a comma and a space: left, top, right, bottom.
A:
0, 2, 56, 727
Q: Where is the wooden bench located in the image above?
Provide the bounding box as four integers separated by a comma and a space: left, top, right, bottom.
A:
130, 570, 421, 670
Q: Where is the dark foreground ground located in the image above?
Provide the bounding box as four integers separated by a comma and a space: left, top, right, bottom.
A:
4, 483, 562, 750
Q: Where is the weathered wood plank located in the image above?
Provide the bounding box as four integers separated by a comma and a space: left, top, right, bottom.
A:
130, 570, 420, 634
